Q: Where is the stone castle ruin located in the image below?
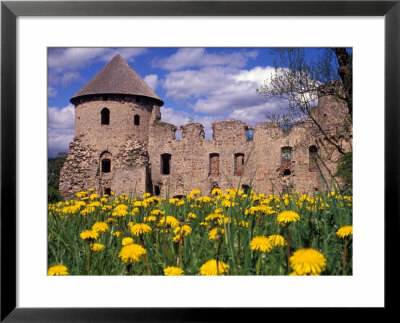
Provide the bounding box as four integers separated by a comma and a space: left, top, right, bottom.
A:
59, 54, 350, 199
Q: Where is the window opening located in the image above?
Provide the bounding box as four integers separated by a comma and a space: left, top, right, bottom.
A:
281, 146, 292, 176
134, 114, 140, 126
209, 153, 220, 177
309, 145, 318, 172
101, 108, 110, 125
234, 153, 245, 176
175, 130, 182, 140
101, 159, 111, 173
161, 154, 171, 175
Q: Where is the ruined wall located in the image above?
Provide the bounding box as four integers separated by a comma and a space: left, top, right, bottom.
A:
60, 93, 350, 199
148, 120, 256, 197
147, 98, 349, 198
59, 136, 150, 199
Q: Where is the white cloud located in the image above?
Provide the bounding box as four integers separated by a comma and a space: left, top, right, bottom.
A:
153, 48, 258, 71
48, 105, 75, 157
60, 71, 82, 87
48, 48, 146, 73
48, 47, 147, 88
162, 66, 234, 100
48, 86, 57, 97
162, 65, 281, 119
143, 74, 158, 91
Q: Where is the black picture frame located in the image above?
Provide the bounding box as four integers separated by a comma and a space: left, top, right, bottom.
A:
1, 1, 398, 321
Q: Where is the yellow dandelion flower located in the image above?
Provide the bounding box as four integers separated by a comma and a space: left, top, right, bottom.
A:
90, 193, 98, 200
48, 265, 68, 276
130, 223, 152, 236
209, 227, 225, 240
90, 243, 105, 252
190, 189, 201, 195
80, 230, 99, 240
113, 231, 122, 237
268, 234, 286, 247
88, 188, 95, 192
250, 236, 273, 252
205, 213, 225, 221
336, 225, 353, 239
197, 196, 213, 203
222, 199, 235, 208
173, 225, 192, 237
92, 221, 109, 233
76, 191, 87, 198
151, 209, 165, 216
277, 210, 300, 225
143, 192, 151, 198
211, 188, 223, 195
164, 266, 184, 276
107, 217, 117, 223
200, 259, 228, 276
122, 237, 134, 246
289, 248, 327, 276
118, 243, 146, 263
169, 198, 180, 205
188, 212, 197, 219
144, 215, 157, 222
157, 216, 179, 228
112, 204, 128, 217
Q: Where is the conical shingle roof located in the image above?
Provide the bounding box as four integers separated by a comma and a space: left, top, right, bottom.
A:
70, 54, 163, 106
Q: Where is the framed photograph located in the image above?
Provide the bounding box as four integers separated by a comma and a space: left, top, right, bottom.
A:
1, 0, 398, 321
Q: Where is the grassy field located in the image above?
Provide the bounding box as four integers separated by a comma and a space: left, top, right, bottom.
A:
48, 188, 352, 276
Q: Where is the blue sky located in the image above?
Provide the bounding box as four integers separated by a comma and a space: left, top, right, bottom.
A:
48, 47, 327, 158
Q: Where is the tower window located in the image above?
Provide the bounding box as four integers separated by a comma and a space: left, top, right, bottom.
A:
101, 108, 110, 125
234, 153, 245, 176
134, 114, 140, 126
104, 187, 111, 195
209, 153, 220, 177
309, 145, 318, 172
154, 185, 161, 196
161, 153, 171, 175
281, 146, 292, 176
102, 159, 111, 173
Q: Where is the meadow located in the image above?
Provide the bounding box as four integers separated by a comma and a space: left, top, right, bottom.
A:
48, 188, 352, 276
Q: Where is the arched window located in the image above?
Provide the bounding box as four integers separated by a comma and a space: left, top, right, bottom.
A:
234, 153, 245, 176
309, 145, 318, 172
101, 108, 110, 125
134, 114, 140, 126
161, 153, 171, 175
281, 146, 292, 176
209, 153, 220, 177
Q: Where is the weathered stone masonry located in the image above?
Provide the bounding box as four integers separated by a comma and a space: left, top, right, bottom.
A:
59, 54, 349, 199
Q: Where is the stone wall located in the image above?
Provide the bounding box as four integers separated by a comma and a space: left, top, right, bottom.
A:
74, 95, 158, 151
60, 93, 350, 199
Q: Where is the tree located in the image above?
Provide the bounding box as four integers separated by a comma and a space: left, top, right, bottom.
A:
48, 152, 68, 203
257, 48, 352, 155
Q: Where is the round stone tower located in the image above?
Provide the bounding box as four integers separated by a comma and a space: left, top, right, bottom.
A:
70, 54, 163, 151
59, 54, 163, 198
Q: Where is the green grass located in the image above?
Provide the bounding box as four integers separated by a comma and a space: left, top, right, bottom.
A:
48, 189, 352, 276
